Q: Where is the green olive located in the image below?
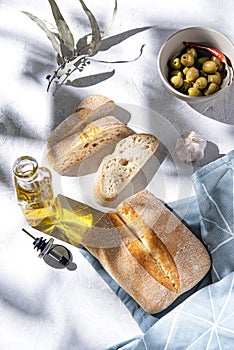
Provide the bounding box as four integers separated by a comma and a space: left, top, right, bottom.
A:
180, 53, 194, 67
188, 86, 202, 96
195, 77, 208, 90
170, 75, 183, 89
204, 82, 219, 95
183, 67, 189, 75
170, 70, 183, 78
210, 56, 224, 72
211, 56, 221, 65
186, 48, 198, 59
186, 67, 199, 82
180, 80, 191, 93
208, 72, 222, 85
197, 56, 209, 66
170, 58, 182, 69
202, 60, 218, 74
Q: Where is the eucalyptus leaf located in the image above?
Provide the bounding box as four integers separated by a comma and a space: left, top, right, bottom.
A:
47, 0, 75, 53
78, 0, 101, 56
102, 0, 118, 38
60, 40, 73, 58
22, 11, 61, 56
76, 33, 90, 55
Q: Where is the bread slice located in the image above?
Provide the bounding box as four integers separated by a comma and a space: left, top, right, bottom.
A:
116, 190, 211, 294
94, 133, 159, 203
82, 190, 211, 314
47, 94, 115, 148
46, 116, 131, 174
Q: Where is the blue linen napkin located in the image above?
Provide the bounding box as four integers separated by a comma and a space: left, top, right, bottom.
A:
81, 150, 234, 349
193, 150, 234, 283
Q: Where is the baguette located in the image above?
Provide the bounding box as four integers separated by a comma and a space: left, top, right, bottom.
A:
47, 94, 115, 148
94, 133, 159, 204
82, 190, 211, 314
46, 116, 131, 174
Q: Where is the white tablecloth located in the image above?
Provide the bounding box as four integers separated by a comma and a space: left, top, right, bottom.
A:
0, 1, 234, 349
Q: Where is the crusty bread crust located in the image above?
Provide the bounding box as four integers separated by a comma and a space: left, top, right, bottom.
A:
82, 190, 211, 314
77, 94, 114, 111
117, 202, 180, 292
46, 116, 131, 173
47, 94, 115, 148
117, 190, 211, 293
82, 211, 177, 314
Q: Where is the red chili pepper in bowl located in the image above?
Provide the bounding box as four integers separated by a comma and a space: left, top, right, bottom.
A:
183, 41, 233, 85
183, 41, 226, 62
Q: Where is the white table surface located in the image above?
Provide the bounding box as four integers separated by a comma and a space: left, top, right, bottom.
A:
0, 1, 234, 349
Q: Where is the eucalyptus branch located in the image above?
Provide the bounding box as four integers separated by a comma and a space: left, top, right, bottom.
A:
22, 0, 152, 91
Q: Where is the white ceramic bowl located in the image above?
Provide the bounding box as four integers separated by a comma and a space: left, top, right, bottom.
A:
157, 27, 234, 103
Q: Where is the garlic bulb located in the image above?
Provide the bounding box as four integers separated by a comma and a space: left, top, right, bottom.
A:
175, 131, 207, 162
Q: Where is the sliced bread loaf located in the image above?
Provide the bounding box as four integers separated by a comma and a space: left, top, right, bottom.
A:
46, 116, 131, 174
94, 133, 159, 203
47, 94, 115, 148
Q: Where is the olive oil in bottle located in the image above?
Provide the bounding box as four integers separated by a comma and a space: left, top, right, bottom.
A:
13, 156, 58, 228
13, 156, 100, 247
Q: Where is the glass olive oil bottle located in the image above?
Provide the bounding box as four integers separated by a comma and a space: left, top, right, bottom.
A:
13, 156, 102, 247
13, 156, 58, 228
